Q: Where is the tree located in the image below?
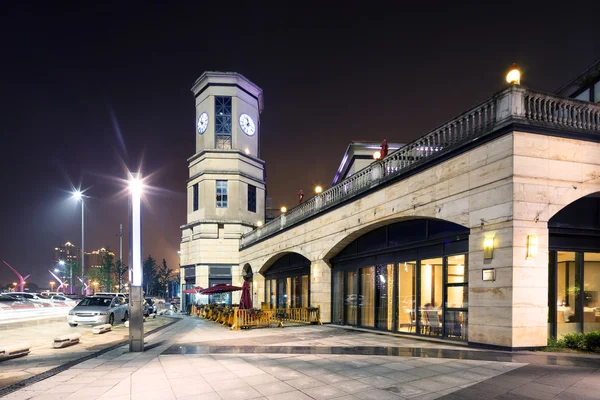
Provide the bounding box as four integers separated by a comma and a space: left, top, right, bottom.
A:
114, 260, 128, 292
143, 255, 157, 295
154, 258, 173, 297
99, 248, 115, 292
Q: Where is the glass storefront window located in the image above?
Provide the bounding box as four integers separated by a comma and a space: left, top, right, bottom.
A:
584, 252, 600, 333
360, 267, 375, 327
302, 275, 309, 308
447, 286, 467, 309
557, 251, 580, 336
346, 270, 358, 325
332, 271, 344, 324
420, 258, 443, 336
286, 277, 292, 308
447, 255, 467, 284
397, 261, 416, 333
375, 264, 394, 330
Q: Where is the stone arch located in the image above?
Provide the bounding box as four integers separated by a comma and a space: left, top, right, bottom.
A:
258, 251, 312, 275
320, 216, 469, 262
548, 189, 600, 222
549, 191, 600, 229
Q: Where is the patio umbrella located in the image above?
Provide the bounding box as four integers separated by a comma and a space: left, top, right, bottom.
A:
199, 283, 243, 295
239, 280, 252, 309
182, 286, 204, 294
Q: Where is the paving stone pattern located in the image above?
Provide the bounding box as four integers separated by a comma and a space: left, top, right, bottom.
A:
2, 317, 600, 400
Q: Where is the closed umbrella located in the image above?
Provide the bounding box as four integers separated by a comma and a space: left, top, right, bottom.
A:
239, 280, 252, 309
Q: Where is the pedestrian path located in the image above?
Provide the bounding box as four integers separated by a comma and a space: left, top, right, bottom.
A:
2, 316, 599, 400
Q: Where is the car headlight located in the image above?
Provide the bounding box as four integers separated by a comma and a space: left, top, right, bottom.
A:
98, 312, 107, 315
68, 311, 75, 315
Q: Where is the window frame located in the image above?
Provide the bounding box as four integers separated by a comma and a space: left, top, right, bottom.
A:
248, 184, 256, 213
216, 180, 228, 208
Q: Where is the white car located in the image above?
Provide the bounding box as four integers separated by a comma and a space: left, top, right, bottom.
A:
50, 295, 79, 307
67, 296, 128, 327
8, 292, 53, 307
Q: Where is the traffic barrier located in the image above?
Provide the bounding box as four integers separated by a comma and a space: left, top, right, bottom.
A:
92, 324, 112, 334
0, 344, 31, 360
53, 333, 81, 348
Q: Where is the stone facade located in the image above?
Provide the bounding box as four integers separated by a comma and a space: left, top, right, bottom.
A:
239, 132, 600, 348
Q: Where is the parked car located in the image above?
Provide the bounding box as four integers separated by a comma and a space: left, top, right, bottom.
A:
50, 295, 79, 307
0, 293, 35, 310
144, 298, 157, 315
8, 292, 53, 307
67, 296, 128, 327
95, 292, 127, 299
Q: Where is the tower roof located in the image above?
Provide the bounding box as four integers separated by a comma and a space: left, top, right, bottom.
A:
191, 71, 264, 112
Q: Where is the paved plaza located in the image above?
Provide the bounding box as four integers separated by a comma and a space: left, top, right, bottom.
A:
1, 316, 600, 400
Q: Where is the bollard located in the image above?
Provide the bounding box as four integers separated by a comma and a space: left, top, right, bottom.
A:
0, 344, 31, 360
53, 333, 81, 348
92, 324, 112, 334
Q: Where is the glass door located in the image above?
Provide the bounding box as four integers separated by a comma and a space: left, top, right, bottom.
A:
445, 254, 468, 340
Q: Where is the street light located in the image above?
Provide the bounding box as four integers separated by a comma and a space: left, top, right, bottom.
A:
128, 173, 144, 352
315, 186, 323, 194
49, 281, 55, 291
72, 190, 89, 295
92, 281, 98, 294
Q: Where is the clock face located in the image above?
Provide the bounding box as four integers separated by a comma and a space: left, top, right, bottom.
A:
239, 113, 256, 136
197, 112, 208, 134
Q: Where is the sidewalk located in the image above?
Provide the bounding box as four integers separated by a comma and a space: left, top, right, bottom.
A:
2, 316, 600, 400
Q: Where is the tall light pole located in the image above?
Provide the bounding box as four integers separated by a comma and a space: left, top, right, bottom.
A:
72, 191, 89, 295
128, 174, 144, 352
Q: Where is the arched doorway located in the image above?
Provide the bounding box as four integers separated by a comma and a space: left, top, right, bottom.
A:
548, 192, 600, 338
331, 218, 469, 340
263, 253, 311, 309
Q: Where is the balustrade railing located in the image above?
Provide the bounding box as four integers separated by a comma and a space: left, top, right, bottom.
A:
240, 87, 600, 248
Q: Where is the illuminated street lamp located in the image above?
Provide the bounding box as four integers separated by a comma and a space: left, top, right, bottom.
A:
315, 186, 323, 194
280, 206, 287, 213
128, 173, 144, 352
49, 281, 55, 291
72, 190, 89, 295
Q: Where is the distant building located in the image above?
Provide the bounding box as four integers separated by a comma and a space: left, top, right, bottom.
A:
53, 242, 80, 265
85, 248, 115, 269
332, 141, 405, 185
556, 58, 600, 103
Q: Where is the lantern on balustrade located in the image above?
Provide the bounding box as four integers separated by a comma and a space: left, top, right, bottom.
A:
506, 64, 521, 85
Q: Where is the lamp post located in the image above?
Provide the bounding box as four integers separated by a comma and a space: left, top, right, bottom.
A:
72, 191, 89, 295
128, 173, 144, 352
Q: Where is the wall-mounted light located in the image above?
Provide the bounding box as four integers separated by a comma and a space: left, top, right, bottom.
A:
244, 148, 250, 155
483, 236, 495, 260
527, 234, 538, 260
506, 64, 521, 85
373, 151, 381, 160
280, 206, 287, 213
256, 220, 263, 227
315, 186, 323, 194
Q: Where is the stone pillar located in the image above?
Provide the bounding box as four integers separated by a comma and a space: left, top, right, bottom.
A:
468, 220, 548, 349
253, 272, 265, 309
310, 259, 331, 323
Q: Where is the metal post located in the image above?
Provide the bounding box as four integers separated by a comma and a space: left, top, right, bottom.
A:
81, 199, 85, 295
129, 174, 144, 352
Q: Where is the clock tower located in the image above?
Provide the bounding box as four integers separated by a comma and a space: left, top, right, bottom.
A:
180, 72, 265, 303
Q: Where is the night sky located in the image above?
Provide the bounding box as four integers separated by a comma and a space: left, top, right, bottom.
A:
1, 2, 599, 286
